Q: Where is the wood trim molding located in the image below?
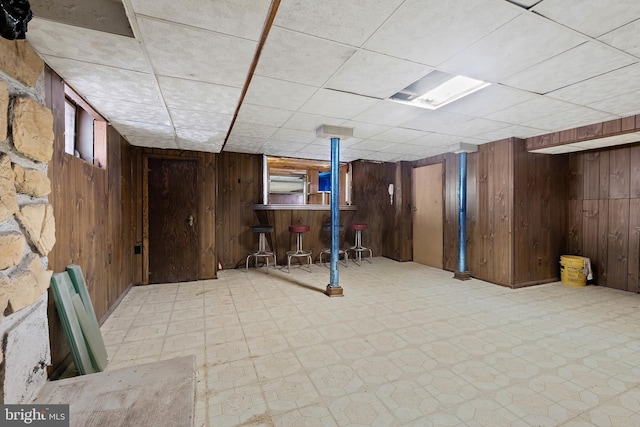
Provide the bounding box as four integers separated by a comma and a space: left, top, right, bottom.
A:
526, 115, 640, 151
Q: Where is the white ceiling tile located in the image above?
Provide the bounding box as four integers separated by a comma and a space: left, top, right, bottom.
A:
546, 63, 640, 105
484, 96, 581, 125
299, 143, 332, 155
282, 112, 345, 132
274, 0, 404, 47
230, 122, 278, 139
112, 120, 174, 138
158, 76, 242, 115
440, 14, 586, 82
243, 75, 318, 110
447, 118, 511, 137
326, 50, 432, 99
226, 145, 260, 154
225, 135, 267, 150
532, 0, 640, 38
270, 128, 317, 144
352, 100, 425, 127
255, 27, 356, 86
175, 128, 226, 145
130, 0, 270, 41
236, 104, 294, 127
324, 137, 362, 149
125, 135, 178, 149
28, 19, 150, 72
340, 121, 391, 139
599, 19, 640, 58
478, 124, 546, 141
502, 42, 635, 94
299, 89, 379, 118
138, 17, 256, 87
169, 109, 233, 131
400, 110, 473, 133
379, 144, 414, 154
440, 84, 537, 117
177, 141, 222, 153
506, 0, 542, 7
523, 106, 618, 131
261, 139, 307, 151
348, 139, 397, 151
370, 128, 427, 143
364, 0, 521, 66
266, 147, 312, 158
408, 133, 464, 148
44, 56, 161, 104
86, 97, 170, 126
588, 89, 640, 117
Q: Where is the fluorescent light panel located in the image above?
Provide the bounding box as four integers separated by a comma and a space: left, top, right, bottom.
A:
390, 70, 490, 110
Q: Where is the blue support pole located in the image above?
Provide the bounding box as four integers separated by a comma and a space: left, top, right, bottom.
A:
329, 137, 340, 288
455, 152, 470, 280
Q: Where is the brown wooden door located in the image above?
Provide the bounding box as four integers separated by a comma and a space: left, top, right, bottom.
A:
412, 164, 444, 268
148, 158, 198, 283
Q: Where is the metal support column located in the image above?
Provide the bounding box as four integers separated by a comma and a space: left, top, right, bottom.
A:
454, 152, 471, 280
315, 124, 352, 297
329, 137, 340, 289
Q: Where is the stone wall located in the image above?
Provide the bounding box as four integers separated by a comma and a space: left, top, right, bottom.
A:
0, 38, 54, 404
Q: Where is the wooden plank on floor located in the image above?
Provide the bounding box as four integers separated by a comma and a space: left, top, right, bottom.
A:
35, 356, 195, 427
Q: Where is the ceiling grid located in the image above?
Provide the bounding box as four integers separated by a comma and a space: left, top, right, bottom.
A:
23, 0, 640, 161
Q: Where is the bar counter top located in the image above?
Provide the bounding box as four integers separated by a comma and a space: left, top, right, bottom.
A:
253, 204, 357, 210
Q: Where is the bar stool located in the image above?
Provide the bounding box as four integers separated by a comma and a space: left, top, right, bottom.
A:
245, 225, 277, 273
319, 223, 348, 267
348, 223, 372, 265
287, 224, 312, 273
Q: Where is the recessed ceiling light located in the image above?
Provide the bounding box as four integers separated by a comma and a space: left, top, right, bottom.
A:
389, 70, 490, 110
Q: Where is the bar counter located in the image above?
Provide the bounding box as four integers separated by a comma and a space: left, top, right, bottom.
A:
253, 204, 358, 264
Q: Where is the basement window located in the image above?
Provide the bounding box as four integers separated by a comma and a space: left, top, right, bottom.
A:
64, 84, 107, 169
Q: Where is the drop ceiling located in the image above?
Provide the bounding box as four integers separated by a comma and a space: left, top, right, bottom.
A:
25, 0, 640, 162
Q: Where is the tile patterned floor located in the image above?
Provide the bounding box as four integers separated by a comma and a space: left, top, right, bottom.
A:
101, 258, 640, 426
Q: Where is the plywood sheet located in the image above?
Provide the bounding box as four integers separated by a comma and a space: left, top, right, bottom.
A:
35, 356, 195, 427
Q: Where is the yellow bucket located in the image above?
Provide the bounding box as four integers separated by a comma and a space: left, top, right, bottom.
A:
560, 255, 587, 286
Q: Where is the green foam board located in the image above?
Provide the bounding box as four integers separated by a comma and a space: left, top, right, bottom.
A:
66, 264, 108, 372
72, 294, 108, 371
51, 273, 96, 375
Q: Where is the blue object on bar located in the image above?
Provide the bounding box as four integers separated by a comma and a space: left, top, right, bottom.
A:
457, 152, 467, 273
330, 137, 340, 287
318, 171, 331, 192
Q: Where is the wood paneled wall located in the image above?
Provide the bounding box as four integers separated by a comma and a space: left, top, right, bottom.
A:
45, 67, 135, 374
348, 161, 412, 261
215, 152, 263, 269
381, 162, 412, 261
513, 140, 568, 286
567, 143, 640, 292
414, 139, 568, 288
350, 161, 388, 258
130, 147, 216, 282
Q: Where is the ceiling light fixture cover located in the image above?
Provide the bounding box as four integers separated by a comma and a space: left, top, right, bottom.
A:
390, 70, 490, 110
